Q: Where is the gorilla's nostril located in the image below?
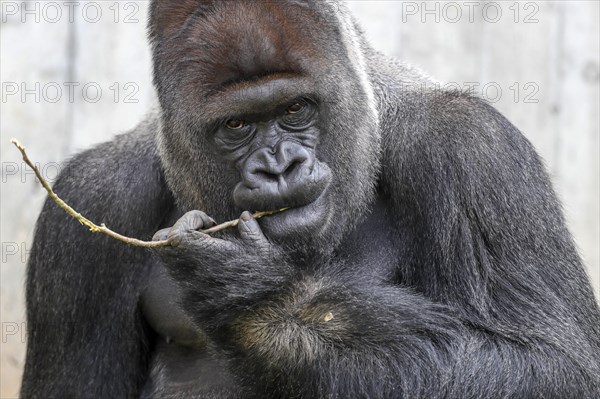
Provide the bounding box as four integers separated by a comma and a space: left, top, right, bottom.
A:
255, 170, 279, 182
283, 160, 303, 178
252, 159, 305, 184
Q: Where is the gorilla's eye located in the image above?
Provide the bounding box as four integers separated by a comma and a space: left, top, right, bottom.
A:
286, 103, 304, 114
279, 99, 316, 131
225, 120, 246, 130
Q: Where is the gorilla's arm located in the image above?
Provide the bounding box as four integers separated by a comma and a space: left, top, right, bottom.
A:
162, 248, 599, 399
379, 88, 600, 338
377, 88, 600, 395
154, 213, 461, 398
21, 124, 173, 398
232, 275, 463, 398
229, 273, 599, 399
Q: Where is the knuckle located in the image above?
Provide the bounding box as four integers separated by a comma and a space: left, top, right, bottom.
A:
246, 232, 263, 242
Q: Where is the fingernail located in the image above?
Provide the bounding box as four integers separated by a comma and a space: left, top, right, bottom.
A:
241, 211, 252, 222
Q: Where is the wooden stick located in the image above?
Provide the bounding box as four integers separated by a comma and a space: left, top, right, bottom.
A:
11, 138, 286, 248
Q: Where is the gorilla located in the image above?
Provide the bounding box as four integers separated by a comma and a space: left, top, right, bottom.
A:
21, 1, 600, 398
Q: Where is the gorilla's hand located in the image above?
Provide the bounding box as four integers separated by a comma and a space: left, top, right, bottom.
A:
152, 210, 293, 332
152, 210, 218, 246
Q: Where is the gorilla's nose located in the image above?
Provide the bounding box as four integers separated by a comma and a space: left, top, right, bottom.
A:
245, 141, 313, 187
234, 141, 331, 211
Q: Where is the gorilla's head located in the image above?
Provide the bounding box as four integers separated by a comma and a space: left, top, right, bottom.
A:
149, 0, 380, 250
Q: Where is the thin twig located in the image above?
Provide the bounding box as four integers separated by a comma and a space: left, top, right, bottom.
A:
11, 138, 286, 248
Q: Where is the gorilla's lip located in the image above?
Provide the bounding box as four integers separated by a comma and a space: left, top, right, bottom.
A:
256, 187, 331, 237
273, 187, 328, 218
233, 162, 332, 211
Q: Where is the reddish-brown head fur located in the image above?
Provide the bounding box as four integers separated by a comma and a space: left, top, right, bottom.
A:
150, 1, 334, 98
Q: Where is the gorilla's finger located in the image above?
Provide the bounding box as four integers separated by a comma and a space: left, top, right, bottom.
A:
238, 211, 268, 245
174, 210, 217, 231
152, 228, 171, 242
181, 230, 239, 254
168, 210, 216, 244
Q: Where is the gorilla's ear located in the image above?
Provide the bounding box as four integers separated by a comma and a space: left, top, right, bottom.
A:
149, 0, 215, 39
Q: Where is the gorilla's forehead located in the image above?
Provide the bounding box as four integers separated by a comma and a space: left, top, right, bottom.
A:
202, 76, 317, 123
151, 0, 379, 134
151, 1, 339, 91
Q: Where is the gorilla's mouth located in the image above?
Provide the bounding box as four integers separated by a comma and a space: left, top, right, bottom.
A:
232, 161, 332, 237
256, 186, 332, 238
232, 161, 332, 212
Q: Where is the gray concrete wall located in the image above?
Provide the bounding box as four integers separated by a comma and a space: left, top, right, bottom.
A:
1, 1, 598, 397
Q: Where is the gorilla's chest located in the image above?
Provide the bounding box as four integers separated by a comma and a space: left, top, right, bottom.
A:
141, 260, 205, 347
140, 260, 237, 397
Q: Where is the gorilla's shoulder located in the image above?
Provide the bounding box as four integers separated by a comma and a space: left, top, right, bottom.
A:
371, 56, 511, 126
372, 59, 528, 146
44, 115, 173, 239
371, 57, 539, 178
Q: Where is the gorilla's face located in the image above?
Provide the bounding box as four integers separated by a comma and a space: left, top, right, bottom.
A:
213, 88, 332, 239
152, 0, 380, 250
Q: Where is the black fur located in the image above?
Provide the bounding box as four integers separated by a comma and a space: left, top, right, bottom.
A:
21, 1, 600, 398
